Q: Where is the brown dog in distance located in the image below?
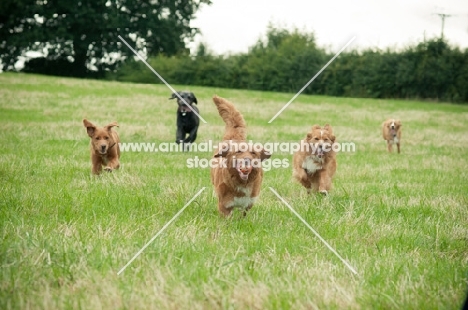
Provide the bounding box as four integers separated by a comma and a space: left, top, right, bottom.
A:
292, 124, 337, 195
210, 96, 271, 217
83, 119, 120, 175
382, 119, 402, 153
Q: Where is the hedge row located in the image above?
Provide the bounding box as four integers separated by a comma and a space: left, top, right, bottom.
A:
111, 28, 468, 103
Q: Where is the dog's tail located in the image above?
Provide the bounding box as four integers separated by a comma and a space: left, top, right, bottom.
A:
213, 95, 246, 140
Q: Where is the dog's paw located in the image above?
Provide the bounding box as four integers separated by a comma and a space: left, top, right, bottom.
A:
319, 190, 328, 196
104, 167, 113, 172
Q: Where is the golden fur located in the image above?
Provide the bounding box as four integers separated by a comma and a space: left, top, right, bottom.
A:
292, 124, 337, 195
83, 119, 120, 175
210, 96, 270, 217
382, 119, 402, 153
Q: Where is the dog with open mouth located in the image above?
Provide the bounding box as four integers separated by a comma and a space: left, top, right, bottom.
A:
210, 96, 271, 217
292, 124, 337, 195
83, 119, 120, 175
382, 118, 402, 153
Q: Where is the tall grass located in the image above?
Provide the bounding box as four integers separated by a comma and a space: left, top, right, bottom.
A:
0, 73, 467, 309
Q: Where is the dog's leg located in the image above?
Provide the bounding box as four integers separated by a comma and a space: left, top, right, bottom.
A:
308, 173, 320, 194
216, 184, 234, 217
183, 126, 198, 151
317, 170, 330, 195
218, 203, 233, 217
302, 179, 313, 194
176, 128, 185, 144
105, 156, 120, 172
185, 126, 198, 144
242, 204, 254, 217
305, 170, 319, 194
397, 143, 400, 154
91, 155, 102, 175
387, 141, 392, 153
294, 168, 312, 193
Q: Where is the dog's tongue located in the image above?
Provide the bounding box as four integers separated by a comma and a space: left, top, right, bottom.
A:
317, 148, 324, 158
238, 166, 252, 180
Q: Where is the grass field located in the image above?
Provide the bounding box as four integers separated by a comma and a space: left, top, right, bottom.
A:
1, 72, 467, 309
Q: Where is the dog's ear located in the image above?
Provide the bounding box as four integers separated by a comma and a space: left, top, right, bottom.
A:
83, 119, 96, 137
306, 133, 313, 141
190, 92, 198, 104
259, 149, 271, 162
396, 120, 402, 127
214, 151, 227, 158
169, 92, 178, 100
214, 142, 229, 157
323, 124, 333, 135
214, 149, 229, 158
104, 122, 119, 131
329, 134, 336, 143
311, 124, 321, 131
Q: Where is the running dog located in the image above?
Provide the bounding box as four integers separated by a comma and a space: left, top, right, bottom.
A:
292, 124, 337, 195
210, 96, 270, 217
382, 119, 402, 153
169, 91, 200, 149
83, 119, 120, 175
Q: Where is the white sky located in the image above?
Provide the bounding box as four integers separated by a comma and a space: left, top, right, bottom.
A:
189, 0, 468, 55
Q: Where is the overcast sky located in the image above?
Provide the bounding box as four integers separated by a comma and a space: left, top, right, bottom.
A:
189, 0, 468, 55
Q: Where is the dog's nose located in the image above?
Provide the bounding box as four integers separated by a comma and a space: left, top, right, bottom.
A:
101, 145, 107, 152
241, 158, 251, 166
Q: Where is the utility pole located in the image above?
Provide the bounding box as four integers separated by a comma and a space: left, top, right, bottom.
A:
437, 13, 452, 40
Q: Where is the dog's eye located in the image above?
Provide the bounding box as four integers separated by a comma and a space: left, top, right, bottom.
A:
314, 137, 319, 141
105, 137, 109, 140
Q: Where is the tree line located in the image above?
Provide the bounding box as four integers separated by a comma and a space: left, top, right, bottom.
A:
1, 0, 211, 77
1, 0, 466, 103
112, 27, 468, 103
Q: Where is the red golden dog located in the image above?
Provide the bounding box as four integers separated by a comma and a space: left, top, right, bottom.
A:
292, 124, 337, 195
83, 119, 120, 175
382, 119, 402, 153
210, 96, 270, 217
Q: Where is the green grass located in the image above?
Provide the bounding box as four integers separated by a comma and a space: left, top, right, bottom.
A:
1, 72, 467, 309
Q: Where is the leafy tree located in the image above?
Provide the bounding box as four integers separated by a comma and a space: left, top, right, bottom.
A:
240, 26, 326, 92
0, 0, 211, 77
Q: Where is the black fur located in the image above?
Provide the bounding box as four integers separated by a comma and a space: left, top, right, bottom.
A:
169, 91, 200, 148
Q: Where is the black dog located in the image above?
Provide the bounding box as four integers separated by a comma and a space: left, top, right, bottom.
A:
169, 91, 200, 149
